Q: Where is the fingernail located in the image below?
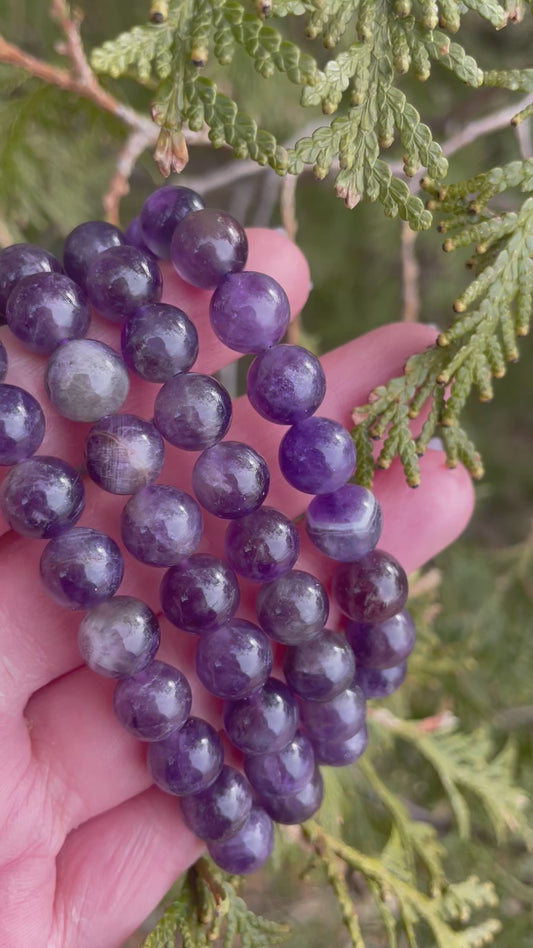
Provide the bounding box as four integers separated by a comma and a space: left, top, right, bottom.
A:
426, 323, 441, 332
427, 437, 444, 451
308, 279, 314, 292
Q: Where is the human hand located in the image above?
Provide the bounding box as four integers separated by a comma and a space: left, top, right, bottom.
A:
0, 228, 474, 948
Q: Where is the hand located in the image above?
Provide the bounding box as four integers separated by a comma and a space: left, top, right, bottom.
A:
0, 229, 474, 948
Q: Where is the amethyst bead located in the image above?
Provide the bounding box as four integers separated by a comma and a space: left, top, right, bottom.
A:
78, 595, 160, 677
223, 677, 299, 755
246, 345, 326, 425
255, 570, 328, 645
0, 340, 6, 381
45, 339, 129, 422
305, 485, 383, 561
121, 485, 203, 566
207, 805, 274, 875
147, 716, 224, 796
86, 245, 162, 324
210, 271, 290, 354
244, 733, 315, 796
160, 554, 239, 633
345, 609, 416, 669
170, 208, 248, 289
121, 303, 198, 382
312, 723, 368, 767
63, 221, 125, 289
192, 441, 269, 519
6, 272, 90, 355
225, 506, 299, 582
283, 629, 355, 702
0, 243, 61, 314
40, 527, 123, 610
194, 619, 273, 699
259, 767, 323, 824
113, 660, 192, 740
140, 185, 205, 259
154, 373, 232, 450
124, 216, 153, 255
299, 685, 366, 742
333, 550, 409, 623
179, 765, 252, 842
353, 661, 408, 699
279, 417, 356, 495
0, 455, 84, 537
84, 413, 164, 495
0, 384, 45, 466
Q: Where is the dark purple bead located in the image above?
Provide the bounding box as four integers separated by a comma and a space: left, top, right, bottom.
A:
147, 716, 224, 796
0, 340, 6, 381
63, 221, 125, 289
194, 619, 272, 699
40, 527, 123, 610
154, 373, 232, 451
140, 185, 205, 259
192, 441, 269, 519
84, 413, 164, 495
345, 609, 416, 669
207, 805, 274, 874
305, 485, 383, 561
179, 765, 252, 842
113, 660, 192, 740
333, 550, 409, 623
45, 339, 129, 422
86, 245, 162, 324
246, 344, 326, 425
78, 595, 160, 677
283, 629, 355, 702
312, 723, 368, 766
121, 485, 203, 566
170, 208, 248, 289
0, 384, 45, 466
279, 417, 356, 495
210, 271, 290, 354
0, 455, 84, 537
255, 570, 328, 645
0, 243, 62, 313
160, 554, 239, 633
353, 661, 408, 699
6, 272, 90, 355
299, 685, 366, 742
244, 732, 315, 796
225, 506, 299, 582
121, 303, 198, 382
124, 216, 153, 255
259, 767, 323, 824
223, 677, 299, 755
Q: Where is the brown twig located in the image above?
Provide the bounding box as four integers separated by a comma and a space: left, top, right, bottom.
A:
400, 221, 420, 322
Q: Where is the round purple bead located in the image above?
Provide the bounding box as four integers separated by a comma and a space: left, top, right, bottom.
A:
333, 550, 409, 623
40, 527, 123, 610
160, 554, 239, 633
113, 660, 192, 740
0, 384, 45, 466
283, 629, 355, 702
179, 765, 252, 842
194, 619, 272, 699
121, 303, 198, 382
299, 685, 366, 742
121, 485, 203, 566
305, 485, 383, 561
279, 417, 356, 495
84, 413, 164, 495
140, 185, 205, 259
0, 455, 84, 537
225, 506, 299, 582
0, 340, 6, 381
353, 660, 408, 699
78, 595, 160, 677
210, 271, 290, 354
6, 272, 90, 355
255, 569, 328, 645
86, 245, 162, 324
63, 221, 125, 289
259, 767, 323, 825
0, 243, 61, 314
147, 716, 224, 796
246, 344, 326, 424
244, 732, 315, 796
207, 805, 274, 874
223, 677, 299, 755
312, 723, 368, 767
154, 373, 232, 451
45, 339, 129, 422
192, 441, 269, 519
124, 216, 153, 255
170, 208, 248, 289
345, 609, 416, 670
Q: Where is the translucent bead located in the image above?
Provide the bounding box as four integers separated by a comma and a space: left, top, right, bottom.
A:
154, 373, 232, 451
194, 619, 272, 699
0, 243, 61, 315
121, 303, 198, 382
283, 629, 355, 702
0, 384, 45, 466
78, 596, 160, 678
192, 441, 269, 519
353, 661, 407, 699
312, 723, 368, 766
305, 485, 382, 561
160, 554, 240, 633
6, 272, 90, 354
255, 570, 328, 645
84, 413, 164, 495
179, 765, 253, 842
333, 550, 409, 623
0, 455, 84, 537
210, 271, 290, 353
121, 485, 203, 566
40, 527, 123, 610
225, 506, 299, 582
223, 677, 299, 755
259, 767, 323, 824
113, 660, 192, 740
345, 609, 416, 669
140, 185, 205, 259
86, 245, 162, 324
299, 685, 366, 743
147, 716, 224, 796
279, 416, 356, 494
207, 805, 274, 874
246, 345, 326, 424
45, 339, 129, 422
244, 733, 315, 796
63, 221, 125, 289
170, 208, 248, 289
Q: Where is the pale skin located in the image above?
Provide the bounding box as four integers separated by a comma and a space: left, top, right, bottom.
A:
0, 230, 474, 947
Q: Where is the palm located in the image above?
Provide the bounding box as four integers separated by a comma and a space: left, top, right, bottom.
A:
0, 230, 473, 948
